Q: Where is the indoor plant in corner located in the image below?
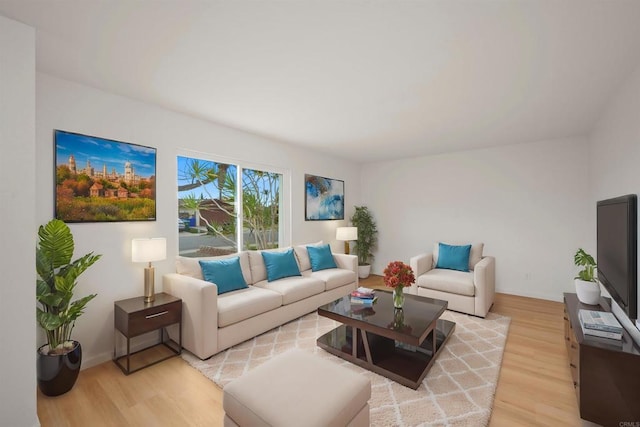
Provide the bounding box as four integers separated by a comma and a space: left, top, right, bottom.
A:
36, 219, 101, 396
574, 248, 600, 305
350, 206, 378, 279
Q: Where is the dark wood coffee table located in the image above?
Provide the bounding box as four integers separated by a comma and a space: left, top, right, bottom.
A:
317, 290, 455, 389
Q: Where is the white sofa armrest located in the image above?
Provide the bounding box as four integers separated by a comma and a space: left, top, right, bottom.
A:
163, 273, 218, 359
333, 253, 357, 273
473, 256, 495, 317
409, 253, 433, 295
333, 253, 358, 286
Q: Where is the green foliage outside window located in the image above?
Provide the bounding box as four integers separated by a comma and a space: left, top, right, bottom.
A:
178, 157, 281, 251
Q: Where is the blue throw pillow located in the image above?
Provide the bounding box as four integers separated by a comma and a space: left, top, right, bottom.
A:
307, 244, 337, 272
436, 243, 472, 272
261, 248, 301, 282
199, 257, 248, 295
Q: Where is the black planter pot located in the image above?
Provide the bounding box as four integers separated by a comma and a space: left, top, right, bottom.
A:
37, 340, 82, 396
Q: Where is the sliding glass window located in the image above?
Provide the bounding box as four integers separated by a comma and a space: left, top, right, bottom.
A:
177, 155, 285, 257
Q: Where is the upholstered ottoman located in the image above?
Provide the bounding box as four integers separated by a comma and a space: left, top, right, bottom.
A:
223, 349, 371, 427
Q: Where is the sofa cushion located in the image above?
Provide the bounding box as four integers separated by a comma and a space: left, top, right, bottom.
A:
199, 257, 248, 294
176, 252, 253, 284
253, 276, 325, 305
217, 286, 283, 328
262, 248, 301, 282
417, 268, 475, 297
435, 243, 471, 272
307, 244, 337, 272
433, 242, 484, 271
248, 248, 292, 283
293, 241, 322, 272
303, 268, 357, 291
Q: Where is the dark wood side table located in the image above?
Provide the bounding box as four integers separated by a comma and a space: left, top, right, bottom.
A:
114, 292, 182, 375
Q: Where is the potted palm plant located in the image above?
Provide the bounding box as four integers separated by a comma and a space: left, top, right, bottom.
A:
574, 248, 600, 305
36, 219, 101, 396
350, 206, 378, 278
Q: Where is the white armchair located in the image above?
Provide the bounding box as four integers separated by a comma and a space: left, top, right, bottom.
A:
409, 243, 495, 317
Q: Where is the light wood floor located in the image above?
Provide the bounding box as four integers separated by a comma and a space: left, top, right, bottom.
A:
38, 276, 581, 426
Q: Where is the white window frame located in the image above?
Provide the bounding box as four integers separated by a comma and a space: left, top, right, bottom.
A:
176, 149, 291, 251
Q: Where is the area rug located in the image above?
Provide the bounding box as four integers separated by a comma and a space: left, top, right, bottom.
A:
182, 310, 510, 426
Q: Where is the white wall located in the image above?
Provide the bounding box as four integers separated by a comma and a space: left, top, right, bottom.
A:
0, 16, 39, 427
36, 73, 361, 368
589, 61, 640, 213
360, 138, 591, 302
589, 62, 640, 331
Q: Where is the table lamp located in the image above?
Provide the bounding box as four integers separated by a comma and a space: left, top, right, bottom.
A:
132, 237, 166, 303
336, 226, 358, 255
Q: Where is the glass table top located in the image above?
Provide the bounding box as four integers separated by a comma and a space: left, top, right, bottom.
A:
318, 290, 447, 342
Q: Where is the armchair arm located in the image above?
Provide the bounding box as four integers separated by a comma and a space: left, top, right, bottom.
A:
163, 273, 218, 359
333, 253, 359, 286
410, 253, 433, 276
473, 256, 495, 317
409, 253, 433, 294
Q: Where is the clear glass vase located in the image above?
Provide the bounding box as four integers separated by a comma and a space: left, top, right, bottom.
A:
393, 285, 405, 309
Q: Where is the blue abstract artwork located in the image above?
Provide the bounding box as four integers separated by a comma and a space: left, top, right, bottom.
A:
305, 174, 344, 220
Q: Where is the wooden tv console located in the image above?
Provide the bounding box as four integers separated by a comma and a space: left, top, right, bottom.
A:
563, 293, 640, 426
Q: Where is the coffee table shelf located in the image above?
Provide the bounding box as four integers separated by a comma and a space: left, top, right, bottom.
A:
317, 292, 455, 389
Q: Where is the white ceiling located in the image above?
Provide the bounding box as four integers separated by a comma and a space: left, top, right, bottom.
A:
2, 1, 640, 163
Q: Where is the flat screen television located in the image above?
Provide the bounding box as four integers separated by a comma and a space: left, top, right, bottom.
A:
597, 194, 637, 320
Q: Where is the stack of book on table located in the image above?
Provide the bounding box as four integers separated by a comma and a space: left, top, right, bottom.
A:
350, 287, 377, 305
578, 309, 623, 340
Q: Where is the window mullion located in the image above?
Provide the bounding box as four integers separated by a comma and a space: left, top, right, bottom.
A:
236, 166, 243, 251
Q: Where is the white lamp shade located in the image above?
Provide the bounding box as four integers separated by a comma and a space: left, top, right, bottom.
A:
336, 226, 358, 241
132, 238, 167, 263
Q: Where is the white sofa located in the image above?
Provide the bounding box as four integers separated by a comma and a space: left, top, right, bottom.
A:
163, 245, 358, 360
409, 243, 495, 318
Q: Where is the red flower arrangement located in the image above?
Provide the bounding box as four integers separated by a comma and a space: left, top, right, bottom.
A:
383, 261, 415, 289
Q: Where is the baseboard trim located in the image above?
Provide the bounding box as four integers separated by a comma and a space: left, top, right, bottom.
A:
81, 333, 160, 370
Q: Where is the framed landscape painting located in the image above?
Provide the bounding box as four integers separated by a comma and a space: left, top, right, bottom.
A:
54, 130, 157, 222
305, 174, 344, 221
